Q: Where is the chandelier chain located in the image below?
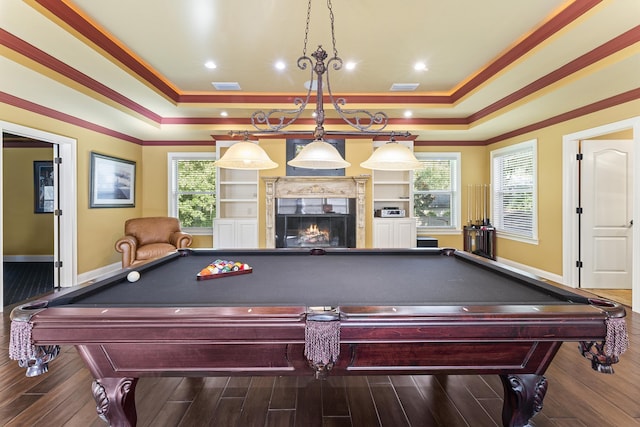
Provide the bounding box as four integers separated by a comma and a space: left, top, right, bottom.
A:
248, 0, 406, 139
303, 0, 312, 57
327, 0, 338, 58
303, 0, 338, 58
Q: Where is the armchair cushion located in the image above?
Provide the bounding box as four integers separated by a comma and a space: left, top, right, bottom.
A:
115, 217, 192, 267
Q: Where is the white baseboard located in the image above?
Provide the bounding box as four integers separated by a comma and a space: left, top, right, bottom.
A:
3, 255, 55, 262
495, 256, 567, 287
76, 262, 122, 286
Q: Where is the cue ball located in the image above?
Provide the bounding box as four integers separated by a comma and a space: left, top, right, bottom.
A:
127, 271, 140, 283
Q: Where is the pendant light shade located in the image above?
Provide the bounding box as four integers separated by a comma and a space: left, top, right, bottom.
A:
360, 142, 422, 171
287, 140, 351, 169
214, 141, 278, 170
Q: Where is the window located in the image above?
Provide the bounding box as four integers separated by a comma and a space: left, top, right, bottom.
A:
491, 139, 537, 242
413, 153, 460, 230
168, 153, 216, 234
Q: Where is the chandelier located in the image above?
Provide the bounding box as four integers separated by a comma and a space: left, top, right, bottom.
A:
218, 0, 420, 171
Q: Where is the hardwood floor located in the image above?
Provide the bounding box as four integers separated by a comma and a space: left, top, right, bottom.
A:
1, 306, 638, 426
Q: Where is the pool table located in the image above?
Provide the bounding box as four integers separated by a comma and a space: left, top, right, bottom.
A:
9, 248, 628, 427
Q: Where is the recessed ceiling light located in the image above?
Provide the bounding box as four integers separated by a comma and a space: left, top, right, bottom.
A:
220, 111, 228, 117
344, 61, 356, 70
304, 80, 318, 90
204, 61, 217, 69
275, 61, 286, 70
414, 62, 428, 71
404, 111, 413, 118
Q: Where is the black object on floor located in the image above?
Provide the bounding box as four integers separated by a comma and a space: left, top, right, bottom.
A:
3, 262, 54, 306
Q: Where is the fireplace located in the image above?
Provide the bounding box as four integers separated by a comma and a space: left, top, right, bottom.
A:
275, 198, 356, 248
263, 176, 369, 248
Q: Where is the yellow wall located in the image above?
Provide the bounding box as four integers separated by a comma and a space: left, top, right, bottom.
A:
1, 98, 638, 278
2, 106, 143, 273
485, 99, 640, 275
591, 129, 633, 139
256, 138, 287, 248
2, 147, 55, 255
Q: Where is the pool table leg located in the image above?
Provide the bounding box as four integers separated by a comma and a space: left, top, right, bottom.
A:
500, 374, 548, 427
92, 377, 139, 427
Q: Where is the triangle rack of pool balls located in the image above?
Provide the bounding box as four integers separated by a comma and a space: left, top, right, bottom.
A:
197, 259, 253, 280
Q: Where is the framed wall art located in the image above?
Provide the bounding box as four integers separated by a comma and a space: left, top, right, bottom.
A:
89, 152, 136, 208
34, 160, 54, 213
286, 138, 346, 176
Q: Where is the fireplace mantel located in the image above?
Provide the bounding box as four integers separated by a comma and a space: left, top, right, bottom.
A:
262, 176, 370, 248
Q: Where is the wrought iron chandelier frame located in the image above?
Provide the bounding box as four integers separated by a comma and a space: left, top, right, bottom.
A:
247, 0, 409, 140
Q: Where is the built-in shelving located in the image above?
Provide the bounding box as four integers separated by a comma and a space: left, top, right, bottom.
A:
213, 143, 258, 248
370, 142, 417, 248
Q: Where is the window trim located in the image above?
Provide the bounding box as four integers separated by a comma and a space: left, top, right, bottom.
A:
490, 139, 538, 244
167, 152, 217, 235
413, 152, 461, 233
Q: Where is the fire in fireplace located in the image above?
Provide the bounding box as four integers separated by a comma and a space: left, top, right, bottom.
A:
275, 198, 356, 248
299, 223, 330, 245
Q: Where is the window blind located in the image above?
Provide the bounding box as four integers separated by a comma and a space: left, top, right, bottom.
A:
492, 142, 536, 239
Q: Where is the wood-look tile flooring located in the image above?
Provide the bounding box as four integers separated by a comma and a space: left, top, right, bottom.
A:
586, 289, 632, 307
1, 302, 638, 426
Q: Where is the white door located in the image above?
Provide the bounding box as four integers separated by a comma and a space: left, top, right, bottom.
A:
581, 140, 633, 289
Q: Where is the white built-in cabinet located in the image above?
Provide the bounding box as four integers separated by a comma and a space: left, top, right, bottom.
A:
371, 141, 417, 248
213, 142, 258, 248
372, 218, 417, 248
214, 218, 258, 248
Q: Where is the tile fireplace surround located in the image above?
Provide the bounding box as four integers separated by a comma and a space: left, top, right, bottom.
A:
262, 176, 370, 248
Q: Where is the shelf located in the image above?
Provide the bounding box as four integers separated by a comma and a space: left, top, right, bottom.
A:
219, 181, 257, 185
374, 181, 412, 185
215, 142, 260, 247
370, 146, 415, 248
374, 170, 412, 182
218, 168, 257, 182
219, 183, 257, 200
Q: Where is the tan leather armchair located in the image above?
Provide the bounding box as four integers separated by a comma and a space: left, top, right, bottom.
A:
115, 217, 193, 268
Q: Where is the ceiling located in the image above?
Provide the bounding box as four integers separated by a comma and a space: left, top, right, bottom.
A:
1, 0, 639, 145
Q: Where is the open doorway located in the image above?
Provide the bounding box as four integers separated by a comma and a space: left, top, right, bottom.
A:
2, 132, 55, 306
562, 117, 640, 313
0, 121, 77, 312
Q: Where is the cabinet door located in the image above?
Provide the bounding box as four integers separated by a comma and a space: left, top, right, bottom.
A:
213, 219, 236, 248
373, 218, 416, 248
395, 220, 417, 248
373, 219, 394, 248
236, 219, 258, 248
213, 219, 258, 248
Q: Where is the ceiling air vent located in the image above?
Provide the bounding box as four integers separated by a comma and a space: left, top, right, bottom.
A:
212, 82, 242, 91
390, 83, 419, 92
